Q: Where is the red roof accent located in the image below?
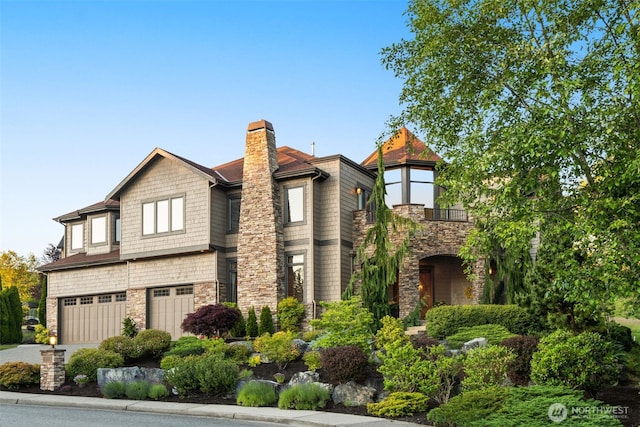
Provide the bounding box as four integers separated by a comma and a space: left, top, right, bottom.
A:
361, 127, 441, 168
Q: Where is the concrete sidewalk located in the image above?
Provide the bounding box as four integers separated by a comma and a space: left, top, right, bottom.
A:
0, 391, 422, 426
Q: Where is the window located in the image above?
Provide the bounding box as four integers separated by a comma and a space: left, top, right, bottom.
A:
63, 298, 77, 306
227, 260, 237, 303
115, 293, 127, 302
114, 217, 121, 243
384, 169, 402, 207
71, 224, 84, 250
142, 196, 184, 236
285, 186, 304, 223
228, 196, 241, 232
153, 288, 170, 297
286, 253, 304, 302
176, 286, 193, 296
91, 216, 107, 244
98, 295, 112, 303
409, 169, 435, 208
80, 296, 94, 305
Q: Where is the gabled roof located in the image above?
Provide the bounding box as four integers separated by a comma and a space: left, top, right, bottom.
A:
361, 127, 442, 169
54, 199, 120, 223
106, 148, 225, 200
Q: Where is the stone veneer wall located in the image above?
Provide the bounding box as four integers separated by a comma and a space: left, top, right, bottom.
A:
127, 288, 147, 331
236, 120, 285, 314
46, 297, 58, 336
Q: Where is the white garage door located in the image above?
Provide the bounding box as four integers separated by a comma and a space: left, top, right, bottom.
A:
149, 285, 194, 340
60, 292, 127, 344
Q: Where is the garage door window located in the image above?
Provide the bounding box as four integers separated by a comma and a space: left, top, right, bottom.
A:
80, 296, 94, 305
116, 293, 126, 302
99, 295, 112, 303
176, 286, 193, 296
153, 289, 170, 297
63, 298, 76, 306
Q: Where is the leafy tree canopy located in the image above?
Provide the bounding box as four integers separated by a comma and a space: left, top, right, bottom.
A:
0, 251, 40, 303
382, 0, 639, 325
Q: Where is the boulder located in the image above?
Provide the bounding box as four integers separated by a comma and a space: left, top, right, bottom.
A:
97, 367, 165, 389
332, 381, 377, 406
461, 337, 488, 353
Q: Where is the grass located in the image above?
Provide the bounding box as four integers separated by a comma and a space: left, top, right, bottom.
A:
615, 317, 640, 343
0, 329, 36, 350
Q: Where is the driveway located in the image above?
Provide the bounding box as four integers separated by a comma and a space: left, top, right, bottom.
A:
0, 343, 98, 365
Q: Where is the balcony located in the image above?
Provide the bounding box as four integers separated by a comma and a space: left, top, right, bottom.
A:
424, 208, 467, 222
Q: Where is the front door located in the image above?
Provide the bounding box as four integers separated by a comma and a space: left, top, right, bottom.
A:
418, 263, 434, 319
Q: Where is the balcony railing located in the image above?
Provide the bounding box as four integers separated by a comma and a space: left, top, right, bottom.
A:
424, 208, 468, 222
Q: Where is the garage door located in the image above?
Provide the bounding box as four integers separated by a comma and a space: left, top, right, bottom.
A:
60, 292, 127, 344
149, 285, 194, 340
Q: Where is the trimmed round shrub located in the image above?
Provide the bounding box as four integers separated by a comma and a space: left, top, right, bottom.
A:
194, 352, 239, 395
461, 344, 515, 392
101, 381, 126, 399
277, 382, 330, 410
163, 336, 207, 358
253, 331, 301, 370
375, 315, 409, 350
367, 392, 429, 417
320, 345, 369, 384
148, 383, 169, 400
165, 355, 202, 396
99, 336, 136, 361
501, 335, 539, 386
66, 348, 124, 382
125, 380, 150, 400
0, 362, 40, 390
303, 350, 322, 372
134, 329, 171, 359
236, 380, 278, 407
378, 341, 439, 396
277, 297, 305, 333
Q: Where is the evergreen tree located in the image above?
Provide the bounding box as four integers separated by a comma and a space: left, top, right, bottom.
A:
38, 276, 47, 327
7, 286, 23, 343
258, 305, 275, 336
246, 306, 259, 337
0, 292, 10, 344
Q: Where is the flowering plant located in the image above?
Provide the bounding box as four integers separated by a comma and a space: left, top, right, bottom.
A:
73, 374, 88, 385
274, 373, 285, 384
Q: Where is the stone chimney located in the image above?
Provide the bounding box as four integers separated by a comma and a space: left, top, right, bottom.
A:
236, 120, 284, 313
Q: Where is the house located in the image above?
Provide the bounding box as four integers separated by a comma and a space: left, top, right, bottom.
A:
39, 120, 483, 344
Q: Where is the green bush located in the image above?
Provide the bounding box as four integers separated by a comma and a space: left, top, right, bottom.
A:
66, 348, 124, 382
253, 331, 300, 370
246, 306, 259, 337
277, 297, 306, 333
277, 382, 330, 410
501, 335, 538, 386
310, 297, 374, 352
303, 350, 322, 372
425, 304, 544, 339
378, 341, 439, 395
590, 321, 634, 352
319, 345, 369, 384
148, 383, 169, 400
530, 330, 619, 395
427, 386, 508, 427
258, 306, 275, 336
34, 324, 50, 344
301, 328, 323, 342
159, 354, 182, 371
445, 324, 516, 349
367, 392, 429, 417
461, 344, 515, 392
236, 380, 278, 407
225, 343, 251, 364
125, 380, 150, 400
427, 344, 465, 404
99, 336, 136, 361
409, 334, 440, 350
0, 362, 40, 390
121, 317, 138, 338
133, 329, 172, 359
375, 315, 409, 350
194, 352, 239, 395
165, 355, 202, 396
101, 381, 126, 399
163, 336, 207, 358
223, 302, 246, 337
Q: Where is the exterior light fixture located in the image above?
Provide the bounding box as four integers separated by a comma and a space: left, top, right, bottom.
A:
48, 332, 57, 348
355, 187, 363, 195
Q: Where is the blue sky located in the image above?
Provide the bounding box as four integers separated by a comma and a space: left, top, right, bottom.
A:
1, 0, 411, 260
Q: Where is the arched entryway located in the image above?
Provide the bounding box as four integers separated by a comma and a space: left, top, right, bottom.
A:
418, 255, 472, 318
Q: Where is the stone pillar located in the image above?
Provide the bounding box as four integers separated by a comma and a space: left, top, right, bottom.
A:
40, 349, 66, 391
237, 120, 285, 315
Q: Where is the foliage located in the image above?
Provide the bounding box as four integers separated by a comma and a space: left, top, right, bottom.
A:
319, 345, 369, 384
382, 0, 640, 329
73, 374, 88, 385
302, 350, 322, 372
194, 352, 239, 395
34, 324, 49, 344
148, 383, 169, 400
66, 348, 124, 382
302, 328, 323, 342
461, 344, 515, 392
343, 146, 417, 330
530, 330, 619, 395
445, 324, 516, 349
101, 381, 126, 399
590, 321, 634, 352
246, 306, 259, 337
165, 355, 202, 396
367, 392, 429, 417
615, 297, 640, 319
0, 286, 23, 344
500, 335, 539, 386
427, 386, 509, 427
225, 343, 251, 364
409, 334, 440, 351
125, 380, 150, 400
99, 336, 136, 362
253, 331, 300, 370
425, 304, 544, 339
163, 337, 207, 358
277, 297, 305, 332
258, 306, 275, 336
236, 380, 278, 407
38, 278, 46, 328
310, 297, 374, 352
427, 344, 465, 404
159, 354, 182, 371
375, 315, 409, 350
133, 329, 172, 359
378, 341, 439, 395
277, 382, 330, 410
181, 303, 241, 338
247, 355, 261, 367
121, 317, 138, 338
223, 302, 245, 337
0, 362, 40, 390
402, 299, 426, 328
0, 251, 40, 304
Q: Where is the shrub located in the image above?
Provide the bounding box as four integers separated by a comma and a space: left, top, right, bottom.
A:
375, 315, 409, 350
501, 335, 538, 386
225, 343, 251, 364
258, 306, 275, 336
530, 330, 619, 396
194, 352, 239, 395
66, 348, 124, 382
165, 355, 202, 396
148, 383, 169, 400
367, 392, 429, 417
0, 362, 40, 390
277, 297, 306, 332
310, 297, 374, 352
445, 324, 516, 349
246, 306, 259, 337
236, 380, 278, 407
303, 350, 322, 372
427, 344, 465, 404
277, 382, 330, 410
302, 328, 323, 342
253, 331, 300, 370
427, 386, 508, 427
160, 354, 182, 371
181, 304, 241, 338
99, 336, 136, 361
591, 321, 634, 352
34, 324, 50, 344
425, 304, 544, 339
122, 317, 138, 338
134, 329, 172, 359
409, 334, 440, 351
461, 344, 515, 392
378, 341, 439, 395
163, 339, 207, 358
125, 380, 150, 400
223, 302, 246, 338
320, 345, 369, 384
101, 381, 126, 399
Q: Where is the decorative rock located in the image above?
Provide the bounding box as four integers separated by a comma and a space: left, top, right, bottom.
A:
461, 337, 488, 353
292, 339, 309, 354
228, 340, 254, 353
288, 371, 319, 385
332, 381, 377, 406
97, 367, 165, 389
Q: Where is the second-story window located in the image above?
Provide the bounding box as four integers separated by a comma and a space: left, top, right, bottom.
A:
142, 196, 184, 236
228, 195, 241, 233
71, 223, 84, 250
114, 217, 121, 243
285, 186, 304, 224
286, 253, 304, 302
91, 216, 106, 245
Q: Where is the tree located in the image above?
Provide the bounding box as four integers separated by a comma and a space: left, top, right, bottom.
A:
38, 276, 47, 327
344, 146, 417, 330
0, 251, 40, 304
180, 304, 240, 338
381, 0, 640, 327
0, 286, 23, 344
246, 306, 259, 337
258, 305, 275, 336
41, 243, 61, 264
